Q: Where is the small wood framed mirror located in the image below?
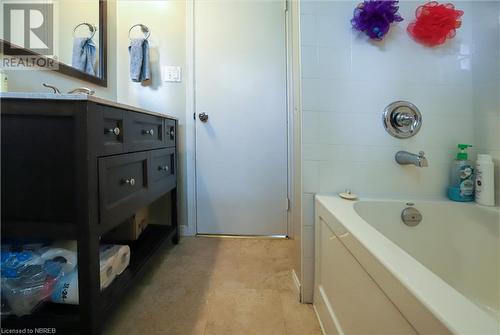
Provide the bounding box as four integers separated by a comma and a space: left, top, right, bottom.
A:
1, 0, 108, 87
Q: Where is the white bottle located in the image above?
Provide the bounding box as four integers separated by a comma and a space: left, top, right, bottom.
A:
475, 154, 495, 206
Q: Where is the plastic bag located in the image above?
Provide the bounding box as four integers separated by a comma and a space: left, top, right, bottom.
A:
1, 249, 63, 316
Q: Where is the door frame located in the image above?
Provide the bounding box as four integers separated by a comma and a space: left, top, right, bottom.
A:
184, 0, 296, 237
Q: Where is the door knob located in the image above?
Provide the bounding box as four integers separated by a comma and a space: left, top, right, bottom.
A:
199, 112, 209, 123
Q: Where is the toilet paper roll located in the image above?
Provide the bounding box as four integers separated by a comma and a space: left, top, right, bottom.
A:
99, 245, 118, 289
51, 253, 118, 304
100, 244, 131, 277
113, 245, 131, 276
40, 245, 118, 285
50, 244, 131, 304
99, 255, 116, 289
40, 248, 77, 274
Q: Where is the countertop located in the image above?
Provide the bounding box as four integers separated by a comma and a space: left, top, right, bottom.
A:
0, 92, 177, 120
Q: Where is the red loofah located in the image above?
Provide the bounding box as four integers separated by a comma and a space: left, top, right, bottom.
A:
407, 1, 463, 47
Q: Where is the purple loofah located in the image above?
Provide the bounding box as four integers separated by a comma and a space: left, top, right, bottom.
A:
351, 0, 403, 40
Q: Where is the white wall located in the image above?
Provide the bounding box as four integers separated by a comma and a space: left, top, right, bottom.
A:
299, 0, 499, 302
116, 0, 189, 233
471, 2, 500, 206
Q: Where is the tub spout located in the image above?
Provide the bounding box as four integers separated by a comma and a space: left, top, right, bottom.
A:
395, 151, 428, 167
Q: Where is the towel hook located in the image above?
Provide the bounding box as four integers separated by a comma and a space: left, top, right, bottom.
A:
128, 23, 151, 40
73, 22, 97, 39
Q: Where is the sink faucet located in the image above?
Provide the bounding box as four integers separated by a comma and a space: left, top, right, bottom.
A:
395, 151, 428, 167
42, 83, 61, 94
68, 87, 95, 95
42, 84, 95, 95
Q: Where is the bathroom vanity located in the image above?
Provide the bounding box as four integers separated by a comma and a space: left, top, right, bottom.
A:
0, 93, 179, 334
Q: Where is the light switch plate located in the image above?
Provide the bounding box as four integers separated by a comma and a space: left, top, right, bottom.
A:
162, 66, 182, 82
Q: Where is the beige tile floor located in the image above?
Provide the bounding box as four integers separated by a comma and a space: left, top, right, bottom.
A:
104, 237, 322, 335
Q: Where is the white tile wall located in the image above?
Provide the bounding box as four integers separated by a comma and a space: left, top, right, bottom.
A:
471, 1, 500, 206
300, 0, 500, 302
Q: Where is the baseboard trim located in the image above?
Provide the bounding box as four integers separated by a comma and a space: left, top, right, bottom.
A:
196, 234, 288, 239
180, 225, 193, 236
291, 268, 301, 298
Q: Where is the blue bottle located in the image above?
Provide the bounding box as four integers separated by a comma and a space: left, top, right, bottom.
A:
447, 144, 474, 202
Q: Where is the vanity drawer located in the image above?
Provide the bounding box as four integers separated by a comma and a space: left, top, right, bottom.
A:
96, 105, 125, 156
165, 119, 176, 148
127, 112, 164, 151
150, 148, 176, 198
98, 151, 149, 228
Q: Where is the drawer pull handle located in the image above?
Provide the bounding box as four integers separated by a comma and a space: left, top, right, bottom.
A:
105, 127, 120, 136
158, 165, 169, 172
142, 129, 154, 136
122, 178, 136, 186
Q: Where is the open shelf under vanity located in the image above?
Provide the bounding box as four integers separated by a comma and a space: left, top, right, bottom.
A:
1, 95, 180, 335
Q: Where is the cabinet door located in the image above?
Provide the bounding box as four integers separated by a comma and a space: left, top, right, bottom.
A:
98, 151, 149, 229
126, 112, 165, 151
149, 148, 176, 200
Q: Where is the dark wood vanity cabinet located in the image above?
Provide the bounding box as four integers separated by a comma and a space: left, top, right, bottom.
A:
1, 96, 179, 335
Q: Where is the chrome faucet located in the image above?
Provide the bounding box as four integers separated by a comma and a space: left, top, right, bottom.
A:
68, 87, 95, 95
42, 83, 61, 94
42, 84, 95, 95
395, 151, 428, 167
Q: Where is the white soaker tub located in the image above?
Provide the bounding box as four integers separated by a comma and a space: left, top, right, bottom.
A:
314, 195, 499, 335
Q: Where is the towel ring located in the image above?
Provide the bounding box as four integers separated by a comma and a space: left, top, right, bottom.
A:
73, 22, 97, 39
128, 24, 151, 40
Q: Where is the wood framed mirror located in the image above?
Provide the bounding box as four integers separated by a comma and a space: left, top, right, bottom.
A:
1, 0, 107, 87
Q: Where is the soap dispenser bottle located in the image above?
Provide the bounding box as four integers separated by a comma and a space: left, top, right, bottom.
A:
448, 144, 474, 202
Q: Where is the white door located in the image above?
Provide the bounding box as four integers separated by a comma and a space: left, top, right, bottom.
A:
195, 0, 288, 236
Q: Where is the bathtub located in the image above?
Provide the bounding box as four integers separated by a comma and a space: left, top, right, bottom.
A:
314, 195, 499, 335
